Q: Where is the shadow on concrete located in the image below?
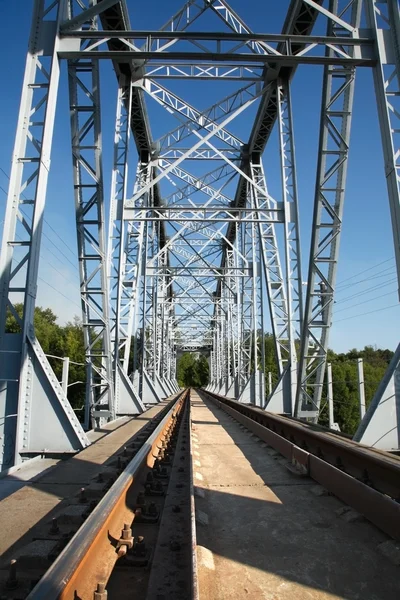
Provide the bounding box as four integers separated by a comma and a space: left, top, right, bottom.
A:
193, 395, 400, 600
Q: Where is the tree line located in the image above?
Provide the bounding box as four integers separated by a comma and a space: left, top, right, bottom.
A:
263, 334, 393, 435
5, 305, 392, 435
176, 352, 209, 387
6, 304, 86, 413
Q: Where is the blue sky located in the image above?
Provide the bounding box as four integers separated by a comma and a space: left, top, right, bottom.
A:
0, 0, 399, 353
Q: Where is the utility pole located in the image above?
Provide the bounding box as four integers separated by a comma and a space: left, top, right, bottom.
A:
357, 358, 366, 420
327, 362, 334, 429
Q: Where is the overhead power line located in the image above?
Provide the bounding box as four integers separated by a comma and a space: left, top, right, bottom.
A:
334, 277, 398, 305
335, 267, 397, 294
334, 289, 397, 314
335, 303, 399, 323
0, 167, 78, 263
335, 256, 394, 289
38, 276, 82, 312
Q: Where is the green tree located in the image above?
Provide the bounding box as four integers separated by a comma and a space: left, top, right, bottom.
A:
176, 353, 209, 387
62, 317, 86, 411
5, 304, 86, 412
196, 355, 210, 386
177, 353, 196, 387
319, 347, 393, 435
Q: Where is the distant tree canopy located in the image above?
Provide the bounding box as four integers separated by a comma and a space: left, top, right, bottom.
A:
322, 345, 392, 435
5, 305, 392, 436
263, 335, 393, 436
177, 353, 209, 388
6, 303, 86, 411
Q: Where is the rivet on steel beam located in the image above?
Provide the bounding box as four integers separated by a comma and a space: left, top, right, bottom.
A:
79, 487, 87, 503
50, 518, 59, 534
6, 560, 18, 590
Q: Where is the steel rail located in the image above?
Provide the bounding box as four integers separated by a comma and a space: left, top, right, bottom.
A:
27, 389, 190, 600
199, 389, 400, 541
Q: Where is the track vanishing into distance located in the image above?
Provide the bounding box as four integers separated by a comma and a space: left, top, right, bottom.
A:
0, 389, 399, 599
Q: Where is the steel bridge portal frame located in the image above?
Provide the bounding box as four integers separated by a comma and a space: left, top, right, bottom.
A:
0, 0, 399, 471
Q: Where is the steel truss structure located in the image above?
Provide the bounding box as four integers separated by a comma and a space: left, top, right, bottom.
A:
0, 0, 399, 470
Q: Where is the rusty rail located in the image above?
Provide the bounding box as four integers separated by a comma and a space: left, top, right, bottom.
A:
200, 389, 400, 541
26, 388, 196, 600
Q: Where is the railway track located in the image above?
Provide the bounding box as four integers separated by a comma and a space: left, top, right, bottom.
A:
1, 387, 399, 599
0, 389, 197, 600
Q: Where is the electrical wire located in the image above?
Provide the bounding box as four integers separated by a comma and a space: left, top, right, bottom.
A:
334, 289, 397, 314
38, 276, 82, 312
0, 197, 79, 272
0, 168, 78, 266
335, 267, 397, 295
335, 256, 394, 289
0, 191, 80, 289
6, 226, 83, 313
335, 303, 399, 323
334, 277, 397, 305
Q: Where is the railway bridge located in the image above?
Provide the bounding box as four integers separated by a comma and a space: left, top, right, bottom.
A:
0, 0, 399, 598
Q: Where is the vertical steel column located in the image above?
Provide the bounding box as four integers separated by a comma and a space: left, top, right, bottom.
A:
233, 234, 242, 397
221, 286, 230, 392
144, 223, 158, 382
250, 172, 266, 406
210, 350, 215, 386
142, 227, 153, 379
277, 78, 304, 368
0, 0, 62, 338
67, 3, 114, 427
0, 0, 89, 469
238, 208, 253, 391
122, 163, 151, 374
107, 80, 145, 414
226, 248, 239, 393
137, 217, 150, 395
107, 78, 132, 381
296, 0, 362, 420
366, 0, 400, 295
237, 174, 266, 404
68, 63, 113, 427
156, 251, 169, 386
250, 158, 288, 375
